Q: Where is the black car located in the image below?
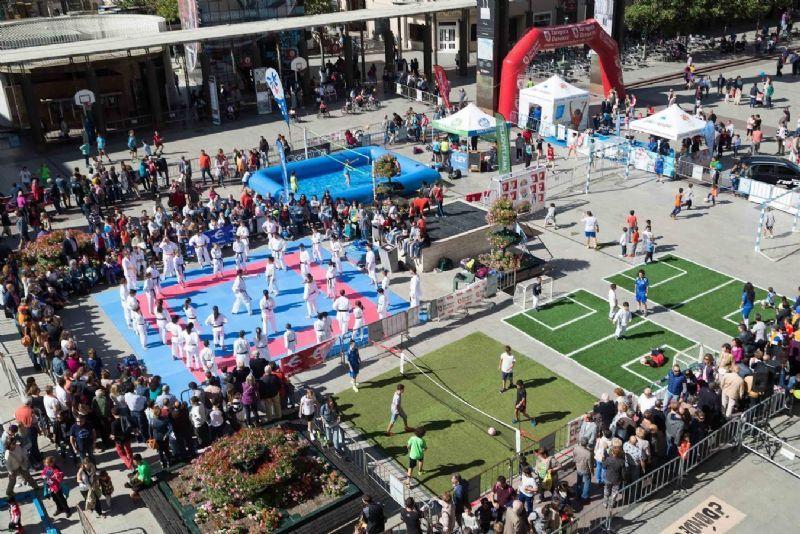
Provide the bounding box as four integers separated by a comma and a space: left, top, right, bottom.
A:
739, 155, 800, 189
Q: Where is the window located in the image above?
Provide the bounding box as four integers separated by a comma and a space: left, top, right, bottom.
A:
438, 22, 457, 51
533, 13, 552, 27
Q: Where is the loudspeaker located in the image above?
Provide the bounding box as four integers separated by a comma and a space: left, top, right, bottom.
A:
751, 370, 771, 394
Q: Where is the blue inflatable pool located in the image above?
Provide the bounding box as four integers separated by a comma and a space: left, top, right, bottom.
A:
248, 146, 441, 203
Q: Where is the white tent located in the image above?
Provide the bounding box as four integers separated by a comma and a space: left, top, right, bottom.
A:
517, 75, 589, 130
431, 103, 498, 137
629, 105, 707, 141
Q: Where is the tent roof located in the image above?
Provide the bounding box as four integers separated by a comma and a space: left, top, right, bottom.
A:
431, 103, 498, 137
629, 105, 707, 141
519, 75, 588, 100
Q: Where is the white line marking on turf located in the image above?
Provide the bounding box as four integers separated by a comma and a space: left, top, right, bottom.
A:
523, 297, 597, 331
675, 278, 737, 306
723, 308, 743, 326
614, 260, 687, 288
563, 319, 647, 358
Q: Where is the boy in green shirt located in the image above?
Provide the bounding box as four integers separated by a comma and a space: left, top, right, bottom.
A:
406, 428, 427, 486
125, 454, 152, 496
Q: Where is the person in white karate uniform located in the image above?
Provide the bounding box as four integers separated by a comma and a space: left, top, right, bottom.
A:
325, 261, 337, 298
262, 217, 279, 238
259, 289, 277, 336
125, 289, 140, 322
236, 222, 250, 261
330, 238, 344, 274
313, 313, 327, 344
161, 237, 178, 278
174, 253, 186, 288
270, 233, 286, 270
233, 330, 250, 367
311, 228, 324, 263
252, 327, 270, 360
284, 323, 297, 354
200, 340, 217, 375
132, 246, 146, 277
132, 305, 148, 348
380, 269, 390, 293
352, 301, 365, 341
119, 280, 132, 328
365, 245, 377, 286
409, 268, 422, 308
183, 322, 201, 370
143, 265, 159, 314
211, 243, 224, 279
189, 230, 211, 267
333, 290, 351, 339
377, 287, 389, 319
232, 270, 253, 315
205, 306, 228, 349
167, 316, 184, 361
298, 244, 311, 278
183, 298, 201, 334
154, 299, 169, 344
303, 273, 319, 318
122, 250, 138, 291
612, 302, 633, 340
232, 236, 247, 271
264, 257, 279, 295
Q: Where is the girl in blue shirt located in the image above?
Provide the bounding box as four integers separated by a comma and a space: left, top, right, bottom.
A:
635, 269, 649, 317
741, 282, 756, 327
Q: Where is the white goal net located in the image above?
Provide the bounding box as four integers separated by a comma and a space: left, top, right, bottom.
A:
513, 276, 554, 310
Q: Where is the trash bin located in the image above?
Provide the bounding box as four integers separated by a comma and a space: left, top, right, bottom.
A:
483, 273, 498, 298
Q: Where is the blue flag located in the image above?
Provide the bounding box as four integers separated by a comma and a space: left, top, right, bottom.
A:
276, 141, 290, 201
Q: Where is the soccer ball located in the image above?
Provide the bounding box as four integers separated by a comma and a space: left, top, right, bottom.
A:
487, 427, 497, 436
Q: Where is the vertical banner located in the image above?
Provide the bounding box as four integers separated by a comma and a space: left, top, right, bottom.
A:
264, 67, 290, 126
433, 65, 452, 110
276, 141, 290, 202
495, 113, 511, 175
208, 75, 221, 126
253, 67, 272, 115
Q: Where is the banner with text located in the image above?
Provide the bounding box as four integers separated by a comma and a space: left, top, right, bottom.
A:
433, 65, 451, 110
495, 167, 547, 211
435, 279, 487, 321
495, 113, 511, 175
278, 339, 335, 377
264, 68, 289, 126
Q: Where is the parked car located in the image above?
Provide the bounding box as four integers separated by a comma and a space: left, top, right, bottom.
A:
739, 155, 800, 189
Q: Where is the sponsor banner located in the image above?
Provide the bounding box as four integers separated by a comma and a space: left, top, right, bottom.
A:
495, 113, 511, 175
433, 65, 451, 110
631, 147, 676, 178
253, 67, 272, 115
540, 22, 599, 48
278, 339, 335, 377
661, 497, 746, 534
435, 279, 486, 320
264, 67, 290, 126
184, 225, 236, 258
208, 75, 221, 125
496, 167, 547, 210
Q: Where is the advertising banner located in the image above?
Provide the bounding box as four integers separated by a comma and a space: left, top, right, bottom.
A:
433, 65, 452, 110
278, 339, 335, 377
276, 141, 290, 201
264, 67, 289, 126
208, 75, 221, 125
495, 113, 511, 175
253, 67, 272, 115
435, 279, 487, 320
495, 167, 547, 210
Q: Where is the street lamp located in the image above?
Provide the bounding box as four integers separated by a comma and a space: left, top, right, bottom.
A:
562, 17, 569, 64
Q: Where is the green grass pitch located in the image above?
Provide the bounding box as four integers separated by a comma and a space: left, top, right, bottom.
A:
504, 289, 697, 393
335, 332, 595, 495
605, 254, 779, 337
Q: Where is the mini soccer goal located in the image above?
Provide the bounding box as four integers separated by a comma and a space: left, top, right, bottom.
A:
513, 276, 554, 310
673, 342, 716, 370
752, 184, 800, 262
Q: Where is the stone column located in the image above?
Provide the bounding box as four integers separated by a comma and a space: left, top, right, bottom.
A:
458, 8, 469, 77
85, 62, 106, 135
423, 14, 433, 83
145, 58, 163, 126
19, 72, 43, 148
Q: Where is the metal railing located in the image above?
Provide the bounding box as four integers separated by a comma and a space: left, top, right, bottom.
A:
0, 351, 27, 402
77, 506, 98, 534
538, 390, 792, 533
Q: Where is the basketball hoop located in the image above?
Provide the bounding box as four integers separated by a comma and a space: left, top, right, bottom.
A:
73, 89, 96, 108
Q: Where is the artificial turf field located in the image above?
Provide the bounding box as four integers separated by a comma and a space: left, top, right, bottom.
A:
605, 254, 779, 337
504, 289, 699, 394
336, 332, 595, 495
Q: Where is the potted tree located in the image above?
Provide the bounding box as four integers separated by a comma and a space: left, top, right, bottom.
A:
372, 154, 400, 200
479, 198, 522, 271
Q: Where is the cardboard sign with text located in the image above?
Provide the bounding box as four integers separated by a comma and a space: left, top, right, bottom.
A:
661, 496, 746, 534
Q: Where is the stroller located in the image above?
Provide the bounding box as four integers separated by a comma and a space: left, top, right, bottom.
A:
118, 354, 147, 378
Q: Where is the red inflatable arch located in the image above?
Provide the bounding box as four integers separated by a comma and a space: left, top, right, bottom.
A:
497, 19, 626, 120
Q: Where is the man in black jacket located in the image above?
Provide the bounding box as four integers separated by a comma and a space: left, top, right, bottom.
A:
260, 364, 282, 422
